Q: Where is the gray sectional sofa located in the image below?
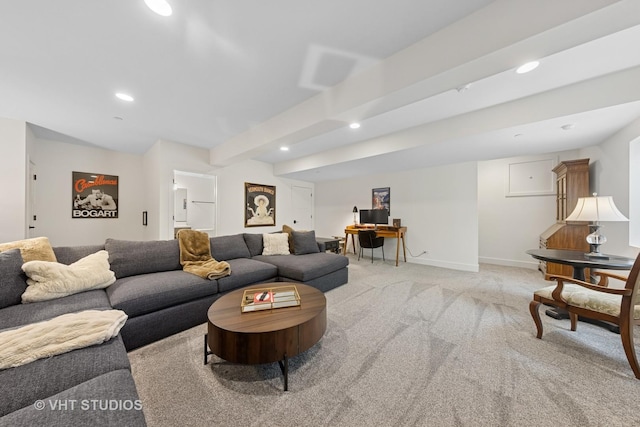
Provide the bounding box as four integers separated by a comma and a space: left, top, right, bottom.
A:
0, 232, 348, 426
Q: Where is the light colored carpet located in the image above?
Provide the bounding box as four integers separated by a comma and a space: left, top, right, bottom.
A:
129, 255, 640, 426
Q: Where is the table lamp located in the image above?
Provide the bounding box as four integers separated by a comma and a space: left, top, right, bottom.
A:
352, 206, 358, 224
565, 193, 629, 259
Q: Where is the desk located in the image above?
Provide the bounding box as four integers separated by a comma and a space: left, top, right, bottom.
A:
526, 248, 635, 332
343, 225, 407, 266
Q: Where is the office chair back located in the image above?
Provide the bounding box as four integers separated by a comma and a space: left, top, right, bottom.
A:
357, 230, 384, 263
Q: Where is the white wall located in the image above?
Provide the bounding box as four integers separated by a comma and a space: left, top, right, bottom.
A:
4, 133, 315, 245
33, 139, 146, 246
5, 114, 637, 266
579, 117, 640, 258
315, 161, 479, 272
477, 150, 582, 269
632, 137, 640, 248
0, 118, 28, 243
215, 159, 315, 237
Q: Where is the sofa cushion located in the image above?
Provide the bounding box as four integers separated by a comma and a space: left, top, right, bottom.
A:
53, 244, 105, 265
0, 236, 57, 262
262, 233, 289, 255
106, 270, 215, 317
291, 230, 320, 255
0, 369, 146, 427
243, 233, 263, 257
105, 238, 181, 279
217, 258, 278, 293
0, 335, 130, 417
210, 234, 251, 260
0, 290, 112, 331
0, 249, 27, 309
254, 252, 349, 282
21, 250, 116, 303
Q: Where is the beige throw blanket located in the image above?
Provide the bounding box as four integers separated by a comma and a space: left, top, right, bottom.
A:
0, 309, 127, 370
177, 229, 231, 280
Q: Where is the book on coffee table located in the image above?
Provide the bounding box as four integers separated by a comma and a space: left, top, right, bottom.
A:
241, 285, 301, 312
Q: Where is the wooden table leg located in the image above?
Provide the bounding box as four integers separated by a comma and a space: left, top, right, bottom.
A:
395, 236, 400, 266
401, 233, 407, 262
343, 233, 356, 255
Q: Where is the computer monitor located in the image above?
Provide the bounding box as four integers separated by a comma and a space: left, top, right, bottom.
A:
359, 208, 388, 226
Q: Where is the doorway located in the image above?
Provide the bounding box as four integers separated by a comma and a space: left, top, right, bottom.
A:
172, 171, 217, 237
292, 186, 313, 230
27, 160, 36, 238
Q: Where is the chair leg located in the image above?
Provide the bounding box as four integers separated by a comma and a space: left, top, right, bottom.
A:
569, 312, 578, 331
382, 246, 385, 261
357, 247, 362, 261
620, 321, 640, 379
529, 299, 543, 339
370, 247, 374, 263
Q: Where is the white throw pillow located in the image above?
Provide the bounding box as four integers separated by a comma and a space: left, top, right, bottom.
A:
262, 233, 290, 256
21, 250, 116, 303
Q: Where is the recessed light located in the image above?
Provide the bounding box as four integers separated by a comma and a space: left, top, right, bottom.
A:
280, 146, 289, 151
561, 124, 575, 130
115, 93, 134, 102
516, 61, 540, 74
144, 0, 172, 16
349, 123, 361, 129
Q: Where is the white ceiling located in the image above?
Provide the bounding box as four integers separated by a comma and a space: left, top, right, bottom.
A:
2, 0, 640, 182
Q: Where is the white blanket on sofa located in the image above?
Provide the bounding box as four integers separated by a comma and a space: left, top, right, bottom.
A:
0, 309, 127, 370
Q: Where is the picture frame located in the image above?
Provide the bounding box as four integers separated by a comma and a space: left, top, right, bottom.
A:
505, 157, 557, 197
245, 183, 276, 227
372, 187, 390, 215
72, 171, 119, 219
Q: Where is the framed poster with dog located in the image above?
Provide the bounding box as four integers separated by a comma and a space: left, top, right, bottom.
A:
245, 182, 276, 227
72, 172, 119, 219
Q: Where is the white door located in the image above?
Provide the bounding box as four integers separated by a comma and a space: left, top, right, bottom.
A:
27, 160, 37, 237
292, 186, 313, 230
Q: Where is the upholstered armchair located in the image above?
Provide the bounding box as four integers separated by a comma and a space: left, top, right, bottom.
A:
357, 230, 384, 263
529, 252, 640, 379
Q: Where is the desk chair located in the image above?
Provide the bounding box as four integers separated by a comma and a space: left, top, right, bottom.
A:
357, 230, 384, 263
529, 252, 640, 379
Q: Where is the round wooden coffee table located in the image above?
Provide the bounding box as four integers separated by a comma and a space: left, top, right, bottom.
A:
205, 283, 327, 390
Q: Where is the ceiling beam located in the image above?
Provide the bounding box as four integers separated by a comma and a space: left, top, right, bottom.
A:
210, 0, 630, 167
274, 65, 640, 175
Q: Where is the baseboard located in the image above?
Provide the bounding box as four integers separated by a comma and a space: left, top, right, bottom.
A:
479, 256, 538, 270
407, 257, 479, 272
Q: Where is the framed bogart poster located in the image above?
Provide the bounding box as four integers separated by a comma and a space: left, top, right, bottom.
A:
245, 182, 276, 227
72, 172, 119, 218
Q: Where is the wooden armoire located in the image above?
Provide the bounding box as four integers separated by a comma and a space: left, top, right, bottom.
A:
538, 159, 591, 278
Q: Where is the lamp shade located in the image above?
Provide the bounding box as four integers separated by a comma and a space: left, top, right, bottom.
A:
565, 194, 629, 222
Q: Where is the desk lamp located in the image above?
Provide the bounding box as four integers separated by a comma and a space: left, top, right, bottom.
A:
352, 206, 358, 224
565, 193, 629, 259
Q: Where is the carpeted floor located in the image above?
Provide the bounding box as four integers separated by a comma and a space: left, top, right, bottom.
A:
129, 255, 640, 426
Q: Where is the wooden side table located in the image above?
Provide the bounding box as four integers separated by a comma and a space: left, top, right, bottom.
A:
316, 237, 341, 253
